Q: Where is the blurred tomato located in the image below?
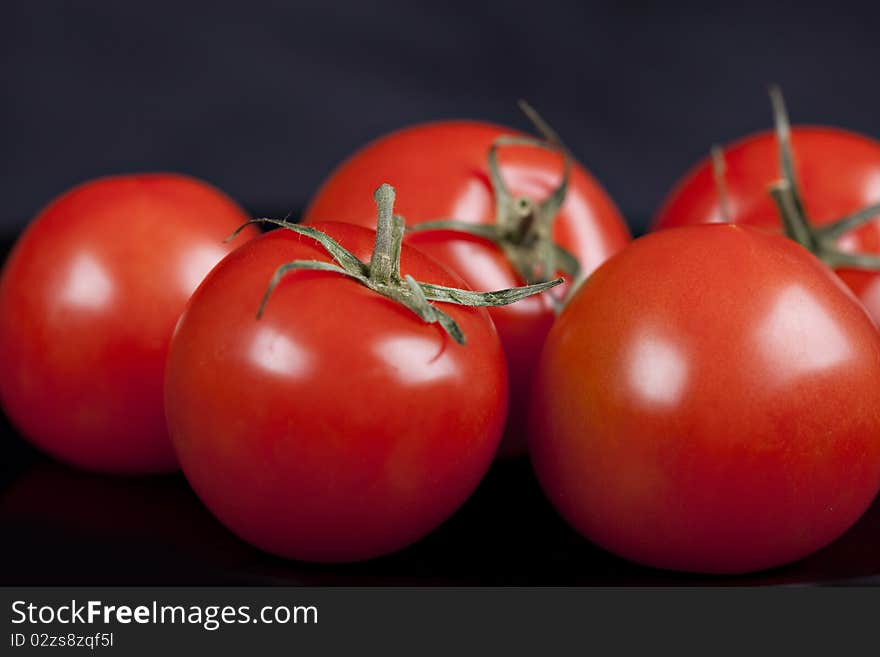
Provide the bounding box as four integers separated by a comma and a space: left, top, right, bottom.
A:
654, 126, 880, 321
0, 174, 257, 473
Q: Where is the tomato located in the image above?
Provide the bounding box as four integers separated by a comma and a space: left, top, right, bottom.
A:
303, 119, 630, 456
0, 174, 257, 474
529, 224, 880, 574
164, 219, 510, 562
654, 125, 880, 321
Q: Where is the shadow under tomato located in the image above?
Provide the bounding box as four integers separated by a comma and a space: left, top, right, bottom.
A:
4, 444, 880, 586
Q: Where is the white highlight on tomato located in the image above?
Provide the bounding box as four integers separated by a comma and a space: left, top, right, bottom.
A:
857, 277, 880, 321
627, 333, 688, 407
178, 243, 229, 294
375, 335, 458, 385
249, 326, 312, 378
60, 252, 115, 310
758, 284, 854, 379
866, 170, 880, 206
837, 173, 880, 254
448, 177, 493, 223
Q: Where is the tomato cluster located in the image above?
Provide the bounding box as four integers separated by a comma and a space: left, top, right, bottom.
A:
3, 92, 880, 575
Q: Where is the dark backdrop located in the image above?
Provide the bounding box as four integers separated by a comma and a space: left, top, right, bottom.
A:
3, 1, 879, 234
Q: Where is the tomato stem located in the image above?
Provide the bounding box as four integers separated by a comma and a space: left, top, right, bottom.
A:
407, 102, 581, 296
228, 185, 564, 345
817, 203, 880, 241
369, 184, 404, 284
769, 181, 817, 252
710, 145, 732, 223
707, 86, 880, 272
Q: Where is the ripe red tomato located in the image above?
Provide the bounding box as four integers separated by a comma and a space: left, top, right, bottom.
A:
0, 174, 257, 474
529, 224, 880, 574
654, 127, 880, 320
164, 221, 508, 562
303, 120, 630, 456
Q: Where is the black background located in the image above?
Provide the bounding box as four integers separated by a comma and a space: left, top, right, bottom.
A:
3, 1, 880, 232
4, 1, 880, 586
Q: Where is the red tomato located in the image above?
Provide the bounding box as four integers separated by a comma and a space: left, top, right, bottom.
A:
164, 221, 508, 562
654, 127, 880, 320
529, 225, 880, 574
303, 121, 630, 457
0, 174, 257, 474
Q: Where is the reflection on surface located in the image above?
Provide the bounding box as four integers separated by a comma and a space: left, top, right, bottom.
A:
59, 252, 114, 310
443, 237, 556, 316
867, 170, 880, 199
562, 185, 617, 273
447, 238, 519, 288
178, 243, 229, 293
2, 450, 880, 585
447, 177, 492, 223
708, 196, 736, 224
627, 332, 688, 407
374, 335, 457, 385
857, 275, 880, 317
757, 285, 853, 381
249, 326, 312, 378
837, 172, 880, 252
0, 460, 254, 584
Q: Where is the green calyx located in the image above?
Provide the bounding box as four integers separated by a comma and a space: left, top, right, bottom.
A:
407, 101, 581, 290
713, 85, 880, 270
227, 184, 563, 346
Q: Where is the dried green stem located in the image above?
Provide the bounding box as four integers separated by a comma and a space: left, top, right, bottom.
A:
816, 203, 880, 241
755, 85, 880, 272
407, 102, 580, 298
231, 184, 562, 345
370, 184, 401, 284
711, 145, 732, 223
769, 180, 817, 251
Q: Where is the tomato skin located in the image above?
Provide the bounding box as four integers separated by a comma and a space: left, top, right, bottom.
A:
0, 174, 257, 474
304, 120, 631, 456
529, 225, 880, 574
654, 127, 880, 321
164, 222, 507, 562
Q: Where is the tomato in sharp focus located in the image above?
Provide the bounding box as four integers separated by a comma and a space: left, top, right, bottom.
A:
654, 127, 880, 321
0, 174, 257, 474
303, 120, 631, 457
529, 224, 880, 574
164, 221, 508, 563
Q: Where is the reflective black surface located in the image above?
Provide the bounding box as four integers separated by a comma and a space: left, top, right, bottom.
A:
3, 233, 880, 585
5, 418, 880, 586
